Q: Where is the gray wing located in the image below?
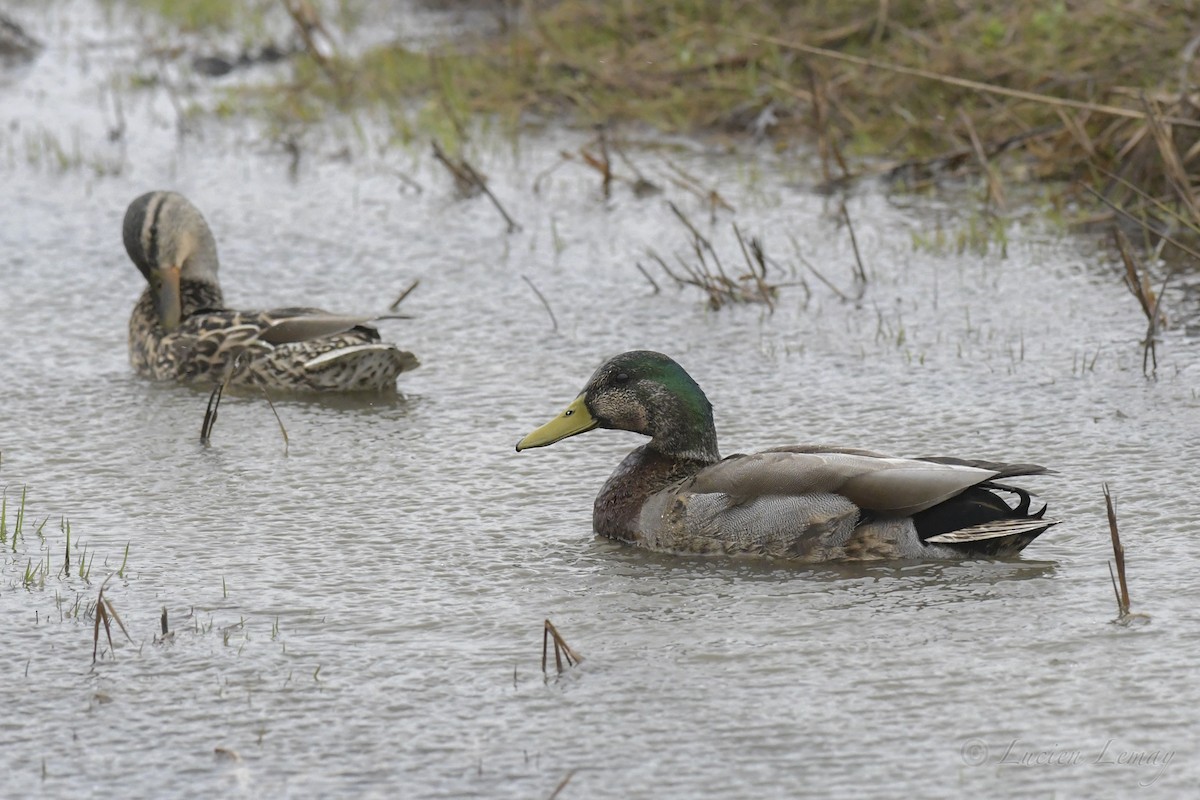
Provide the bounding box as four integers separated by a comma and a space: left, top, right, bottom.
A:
688, 450, 998, 517
639, 487, 863, 559
257, 311, 396, 345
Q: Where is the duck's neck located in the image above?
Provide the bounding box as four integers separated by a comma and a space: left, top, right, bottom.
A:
182, 278, 224, 314
131, 279, 224, 333
634, 365, 720, 462
593, 444, 714, 544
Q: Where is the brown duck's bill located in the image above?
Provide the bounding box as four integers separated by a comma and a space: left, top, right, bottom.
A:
516, 395, 598, 451
151, 264, 182, 331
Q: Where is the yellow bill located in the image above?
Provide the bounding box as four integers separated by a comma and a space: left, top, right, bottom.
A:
516, 394, 598, 451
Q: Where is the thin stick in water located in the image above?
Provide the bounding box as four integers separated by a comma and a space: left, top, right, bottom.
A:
200, 382, 225, 444
635, 261, 661, 294
521, 276, 558, 332
541, 619, 582, 674
389, 279, 420, 311
260, 387, 290, 455
840, 201, 869, 284
1103, 483, 1131, 618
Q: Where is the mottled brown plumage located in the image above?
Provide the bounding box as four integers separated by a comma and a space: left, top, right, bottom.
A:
517, 351, 1057, 562
122, 191, 418, 392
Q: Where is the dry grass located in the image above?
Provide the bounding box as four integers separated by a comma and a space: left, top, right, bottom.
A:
129, 1, 1200, 248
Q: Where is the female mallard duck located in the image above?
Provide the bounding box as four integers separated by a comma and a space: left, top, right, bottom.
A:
516, 351, 1056, 561
122, 190, 418, 392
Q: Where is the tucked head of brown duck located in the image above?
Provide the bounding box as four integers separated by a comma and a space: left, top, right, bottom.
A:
517, 350, 721, 463
122, 191, 221, 331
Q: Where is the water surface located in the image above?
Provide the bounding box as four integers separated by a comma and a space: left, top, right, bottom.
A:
1, 3, 1198, 798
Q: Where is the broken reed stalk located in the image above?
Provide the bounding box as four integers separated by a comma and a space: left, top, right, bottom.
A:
92, 577, 132, 664
388, 279, 420, 311
1111, 228, 1165, 375
635, 261, 661, 293
431, 139, 477, 195
660, 158, 732, 213
839, 202, 869, 285
650, 211, 785, 309
782, 231, 850, 302
577, 126, 613, 198
431, 140, 522, 233
732, 223, 774, 311
1103, 484, 1132, 619
200, 380, 225, 444
541, 619, 582, 674
520, 275, 558, 331
547, 769, 577, 800
259, 387, 290, 455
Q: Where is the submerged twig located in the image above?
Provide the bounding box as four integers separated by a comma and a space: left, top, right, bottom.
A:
541, 619, 582, 674
521, 276, 558, 332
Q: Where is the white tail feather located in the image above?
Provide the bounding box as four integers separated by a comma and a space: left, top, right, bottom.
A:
924, 517, 1057, 544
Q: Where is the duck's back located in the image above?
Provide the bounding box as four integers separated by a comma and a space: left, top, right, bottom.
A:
128, 296, 418, 392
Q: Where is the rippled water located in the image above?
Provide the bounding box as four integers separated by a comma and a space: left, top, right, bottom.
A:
2, 3, 1199, 798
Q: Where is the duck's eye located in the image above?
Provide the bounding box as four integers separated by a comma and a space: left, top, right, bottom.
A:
615, 372, 629, 385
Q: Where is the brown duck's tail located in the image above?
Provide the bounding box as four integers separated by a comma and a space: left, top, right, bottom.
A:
301, 345, 419, 391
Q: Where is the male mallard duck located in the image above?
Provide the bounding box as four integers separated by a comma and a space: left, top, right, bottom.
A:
516, 351, 1056, 561
122, 191, 418, 392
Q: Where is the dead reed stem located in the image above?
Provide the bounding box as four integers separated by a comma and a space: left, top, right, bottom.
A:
92, 577, 132, 663
1110, 227, 1169, 376
389, 279, 420, 312
541, 619, 582, 674
547, 769, 577, 800
635, 261, 661, 294
839, 202, 869, 284
431, 140, 522, 233
1103, 484, 1133, 620
521, 276, 558, 332
651, 207, 783, 309
260, 387, 290, 455
200, 380, 226, 444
